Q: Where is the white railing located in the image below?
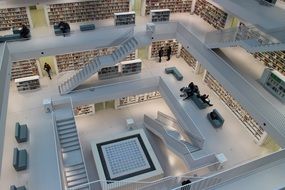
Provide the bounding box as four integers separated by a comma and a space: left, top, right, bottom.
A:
51, 111, 65, 190
144, 115, 220, 171
173, 149, 285, 190
158, 78, 205, 148
51, 97, 90, 190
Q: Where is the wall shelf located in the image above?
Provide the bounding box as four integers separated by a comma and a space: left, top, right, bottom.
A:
115, 91, 161, 109
180, 47, 197, 70
74, 104, 95, 116
47, 0, 130, 25
253, 51, 285, 76
145, 0, 192, 15
194, 0, 228, 30
151, 39, 179, 58
204, 71, 268, 144
55, 48, 135, 73
0, 7, 30, 31
11, 59, 39, 80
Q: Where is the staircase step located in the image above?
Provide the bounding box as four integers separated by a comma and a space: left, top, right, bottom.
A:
181, 140, 200, 153
58, 127, 77, 135
65, 163, 85, 172
67, 178, 88, 188
60, 136, 79, 144
57, 120, 75, 128
59, 132, 78, 140
62, 144, 80, 153
61, 140, 80, 148
65, 168, 86, 177
58, 124, 76, 131
57, 117, 74, 124
67, 173, 87, 183
166, 129, 181, 140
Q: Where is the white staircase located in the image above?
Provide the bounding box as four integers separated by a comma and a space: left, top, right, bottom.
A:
204, 26, 285, 52
59, 36, 139, 94
55, 117, 89, 190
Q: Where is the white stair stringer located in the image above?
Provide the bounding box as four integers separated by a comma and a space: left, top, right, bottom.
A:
204, 26, 285, 52
59, 36, 140, 94
54, 115, 90, 190
144, 114, 220, 170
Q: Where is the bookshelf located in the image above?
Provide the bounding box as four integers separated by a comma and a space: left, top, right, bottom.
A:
47, 0, 130, 25
145, 0, 192, 15
98, 59, 142, 80
11, 59, 39, 80
194, 0, 228, 30
253, 51, 285, 76
115, 91, 161, 108
121, 59, 142, 75
114, 11, 135, 26
180, 47, 197, 70
150, 9, 170, 22
55, 48, 135, 73
15, 75, 40, 92
0, 7, 30, 31
98, 66, 120, 80
204, 71, 268, 144
150, 39, 179, 58
74, 104, 95, 116
260, 68, 285, 103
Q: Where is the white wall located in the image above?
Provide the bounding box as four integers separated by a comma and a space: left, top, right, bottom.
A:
0, 43, 11, 173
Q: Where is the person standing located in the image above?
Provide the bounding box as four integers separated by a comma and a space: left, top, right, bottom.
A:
166, 45, 172, 61
158, 47, 163, 62
44, 63, 52, 80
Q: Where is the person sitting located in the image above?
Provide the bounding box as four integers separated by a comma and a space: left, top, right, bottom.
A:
19, 24, 30, 38
188, 82, 194, 89
210, 111, 218, 120
199, 94, 213, 106
58, 21, 70, 35
181, 179, 192, 190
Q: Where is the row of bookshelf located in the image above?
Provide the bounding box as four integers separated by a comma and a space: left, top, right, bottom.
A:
0, 7, 30, 31
180, 47, 197, 70
114, 12, 136, 26
253, 51, 285, 76
204, 71, 267, 143
47, 0, 129, 25
74, 104, 95, 116
145, 0, 192, 15
194, 0, 228, 30
55, 47, 135, 73
151, 39, 179, 58
116, 91, 161, 108
98, 59, 142, 80
15, 75, 40, 92
11, 59, 39, 80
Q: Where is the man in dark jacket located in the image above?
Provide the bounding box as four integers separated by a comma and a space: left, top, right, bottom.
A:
158, 47, 163, 62
44, 63, 52, 80
20, 24, 30, 38
166, 46, 172, 61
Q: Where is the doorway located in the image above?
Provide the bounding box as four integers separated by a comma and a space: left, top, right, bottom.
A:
29, 5, 48, 28
38, 56, 57, 78
133, 0, 142, 16
138, 46, 149, 60
95, 100, 115, 112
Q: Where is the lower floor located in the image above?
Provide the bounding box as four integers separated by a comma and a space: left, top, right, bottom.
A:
0, 55, 279, 189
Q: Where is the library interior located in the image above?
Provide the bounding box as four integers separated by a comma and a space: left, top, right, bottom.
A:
0, 0, 285, 190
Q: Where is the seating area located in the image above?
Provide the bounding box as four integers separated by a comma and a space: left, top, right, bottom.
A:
207, 109, 224, 128
165, 67, 183, 81
15, 122, 28, 143
80, 24, 95, 31
0, 27, 30, 43
191, 94, 209, 109
13, 148, 28, 171
10, 185, 26, 190
54, 22, 71, 36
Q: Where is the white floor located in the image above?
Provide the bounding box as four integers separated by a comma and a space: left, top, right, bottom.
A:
0, 13, 280, 190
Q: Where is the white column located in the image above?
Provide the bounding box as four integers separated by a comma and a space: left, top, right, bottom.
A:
141, 0, 146, 16
36, 59, 43, 77
176, 43, 182, 58
43, 4, 51, 26
191, 0, 197, 14
53, 56, 59, 74
202, 69, 208, 82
